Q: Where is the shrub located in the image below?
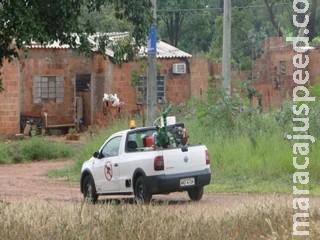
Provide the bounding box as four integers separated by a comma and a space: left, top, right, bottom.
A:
0, 137, 74, 164
20, 138, 73, 161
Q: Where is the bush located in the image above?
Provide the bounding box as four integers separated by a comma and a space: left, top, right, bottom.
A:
178, 77, 320, 188
0, 137, 74, 164
20, 138, 73, 161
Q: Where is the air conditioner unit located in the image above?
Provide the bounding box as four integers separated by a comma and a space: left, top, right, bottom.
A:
172, 63, 186, 74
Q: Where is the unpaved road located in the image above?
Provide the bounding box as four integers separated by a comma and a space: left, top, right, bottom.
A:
0, 160, 319, 209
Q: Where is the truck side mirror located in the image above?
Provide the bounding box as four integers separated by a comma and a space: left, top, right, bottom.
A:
93, 151, 100, 158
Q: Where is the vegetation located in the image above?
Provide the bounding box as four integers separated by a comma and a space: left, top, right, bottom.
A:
0, 0, 153, 90
180, 77, 320, 195
40, 75, 320, 195
2, 76, 319, 195
44, 79, 320, 195
0, 198, 318, 239
0, 137, 74, 164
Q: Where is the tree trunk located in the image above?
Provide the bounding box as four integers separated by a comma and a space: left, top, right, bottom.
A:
307, 0, 318, 41
263, 0, 283, 37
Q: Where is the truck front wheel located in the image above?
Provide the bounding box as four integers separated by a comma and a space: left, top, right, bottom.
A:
187, 186, 204, 201
83, 175, 98, 204
134, 176, 152, 204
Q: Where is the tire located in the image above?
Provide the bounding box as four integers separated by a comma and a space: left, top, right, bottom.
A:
187, 186, 204, 201
83, 175, 98, 204
134, 176, 152, 204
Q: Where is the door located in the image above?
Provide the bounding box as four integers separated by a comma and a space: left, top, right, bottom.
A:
92, 136, 122, 192
75, 74, 91, 126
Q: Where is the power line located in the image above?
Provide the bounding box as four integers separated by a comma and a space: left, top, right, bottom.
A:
157, 2, 291, 13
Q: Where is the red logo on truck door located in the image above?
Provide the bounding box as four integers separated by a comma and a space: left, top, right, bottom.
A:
104, 161, 113, 181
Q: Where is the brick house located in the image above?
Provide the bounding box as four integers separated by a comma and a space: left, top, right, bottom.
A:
0, 36, 210, 135
2, 36, 317, 135
208, 37, 320, 111
252, 37, 320, 111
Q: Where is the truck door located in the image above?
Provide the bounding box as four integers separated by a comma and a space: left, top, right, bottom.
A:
92, 136, 121, 192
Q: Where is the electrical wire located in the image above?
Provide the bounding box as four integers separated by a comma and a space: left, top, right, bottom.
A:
157, 2, 291, 13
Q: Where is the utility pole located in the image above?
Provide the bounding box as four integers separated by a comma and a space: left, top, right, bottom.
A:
222, 0, 231, 95
146, 0, 157, 126
147, 0, 157, 126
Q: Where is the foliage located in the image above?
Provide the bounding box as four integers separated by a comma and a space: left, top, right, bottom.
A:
130, 58, 147, 89
207, 6, 266, 70
130, 69, 140, 87
311, 36, 320, 47
110, 37, 138, 64
159, 0, 319, 64
157, 0, 213, 54
68, 128, 78, 135
178, 77, 320, 193
0, 0, 153, 90
0, 137, 74, 164
80, 6, 133, 33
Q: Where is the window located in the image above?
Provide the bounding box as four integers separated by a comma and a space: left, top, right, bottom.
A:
76, 74, 91, 92
126, 129, 156, 152
157, 76, 165, 103
279, 61, 286, 75
101, 136, 122, 157
33, 76, 64, 104
136, 76, 166, 104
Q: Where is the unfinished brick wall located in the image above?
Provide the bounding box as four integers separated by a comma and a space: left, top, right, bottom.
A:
308, 49, 320, 84
190, 58, 210, 97
253, 37, 319, 111
0, 60, 20, 134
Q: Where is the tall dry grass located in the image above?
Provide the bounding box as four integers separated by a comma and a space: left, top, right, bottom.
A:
0, 196, 319, 240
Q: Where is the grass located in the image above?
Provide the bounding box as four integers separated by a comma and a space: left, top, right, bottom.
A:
42, 103, 320, 195
2, 97, 320, 196
184, 115, 320, 195
0, 137, 74, 164
1, 98, 320, 239
0, 197, 318, 240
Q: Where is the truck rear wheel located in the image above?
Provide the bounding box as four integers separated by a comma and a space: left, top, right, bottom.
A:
134, 176, 152, 204
83, 175, 98, 204
187, 186, 203, 201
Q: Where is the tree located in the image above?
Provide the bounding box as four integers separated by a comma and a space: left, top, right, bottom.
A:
262, 0, 319, 40
307, 0, 319, 40
0, 0, 153, 90
157, 0, 212, 52
208, 6, 259, 70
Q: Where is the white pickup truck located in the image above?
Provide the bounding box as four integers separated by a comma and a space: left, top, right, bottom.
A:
80, 124, 211, 203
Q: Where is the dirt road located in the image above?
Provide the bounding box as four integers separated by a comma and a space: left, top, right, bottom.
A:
0, 160, 80, 203
0, 160, 319, 209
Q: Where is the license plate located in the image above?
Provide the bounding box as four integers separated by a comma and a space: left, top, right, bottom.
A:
180, 177, 195, 187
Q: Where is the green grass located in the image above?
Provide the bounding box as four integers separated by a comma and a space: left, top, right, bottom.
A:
0, 137, 74, 164
3, 98, 320, 196
184, 115, 320, 195
43, 109, 320, 195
